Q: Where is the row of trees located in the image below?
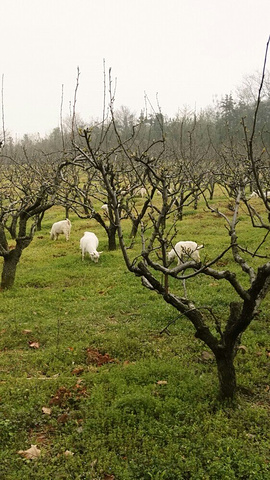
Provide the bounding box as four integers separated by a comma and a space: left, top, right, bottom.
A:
1, 39, 270, 400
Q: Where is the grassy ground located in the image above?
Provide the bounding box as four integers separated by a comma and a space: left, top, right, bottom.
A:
0, 197, 270, 479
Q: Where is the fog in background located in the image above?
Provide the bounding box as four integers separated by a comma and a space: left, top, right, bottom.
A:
1, 0, 270, 138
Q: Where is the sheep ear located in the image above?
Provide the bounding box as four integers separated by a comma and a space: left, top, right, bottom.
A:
98, 251, 103, 255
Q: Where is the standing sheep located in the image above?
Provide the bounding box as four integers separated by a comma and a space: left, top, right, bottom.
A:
139, 187, 147, 198
50, 219, 71, 241
101, 204, 109, 216
80, 232, 103, 263
167, 240, 203, 264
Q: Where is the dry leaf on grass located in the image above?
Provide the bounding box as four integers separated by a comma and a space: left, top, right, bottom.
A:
201, 351, 214, 361
63, 450, 74, 456
86, 347, 117, 366
72, 367, 84, 376
28, 341, 40, 349
57, 413, 70, 424
18, 444, 41, 460
157, 380, 168, 385
49, 386, 72, 406
42, 407, 51, 415
238, 345, 248, 353
22, 329, 32, 335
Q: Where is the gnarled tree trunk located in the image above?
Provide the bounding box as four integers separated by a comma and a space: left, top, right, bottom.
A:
1, 248, 22, 289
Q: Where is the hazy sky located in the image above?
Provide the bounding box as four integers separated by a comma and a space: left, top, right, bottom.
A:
1, 0, 270, 138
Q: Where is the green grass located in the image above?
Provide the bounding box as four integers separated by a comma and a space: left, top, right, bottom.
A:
1, 198, 270, 479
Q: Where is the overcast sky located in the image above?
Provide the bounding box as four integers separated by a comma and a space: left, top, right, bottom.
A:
1, 0, 269, 138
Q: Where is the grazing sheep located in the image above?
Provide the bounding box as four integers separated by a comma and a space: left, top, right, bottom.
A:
167, 241, 203, 264
80, 232, 103, 263
50, 219, 71, 241
101, 204, 109, 216
136, 187, 146, 198
140, 187, 147, 197
250, 190, 270, 200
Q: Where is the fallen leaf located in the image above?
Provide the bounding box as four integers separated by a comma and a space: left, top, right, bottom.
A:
63, 450, 74, 456
28, 341, 40, 349
42, 407, 51, 415
18, 444, 41, 460
103, 475, 115, 480
72, 367, 84, 376
49, 386, 72, 406
22, 329, 32, 335
74, 383, 87, 397
57, 413, 69, 424
201, 351, 214, 361
157, 380, 168, 385
238, 345, 248, 353
86, 347, 116, 366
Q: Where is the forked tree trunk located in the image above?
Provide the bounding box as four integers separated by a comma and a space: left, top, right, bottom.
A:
129, 198, 151, 239
1, 248, 22, 289
130, 218, 140, 239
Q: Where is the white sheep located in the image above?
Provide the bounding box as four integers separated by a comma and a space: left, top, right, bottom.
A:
136, 187, 146, 198
50, 219, 71, 241
167, 241, 203, 264
249, 191, 259, 198
80, 232, 103, 263
101, 204, 109, 216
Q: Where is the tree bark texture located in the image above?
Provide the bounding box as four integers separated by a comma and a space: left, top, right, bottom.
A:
1, 248, 22, 289
215, 349, 237, 399
108, 226, 117, 251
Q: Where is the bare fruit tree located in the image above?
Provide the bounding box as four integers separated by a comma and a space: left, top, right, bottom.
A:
62, 69, 166, 251
98, 39, 270, 400
0, 148, 61, 289
62, 42, 270, 400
